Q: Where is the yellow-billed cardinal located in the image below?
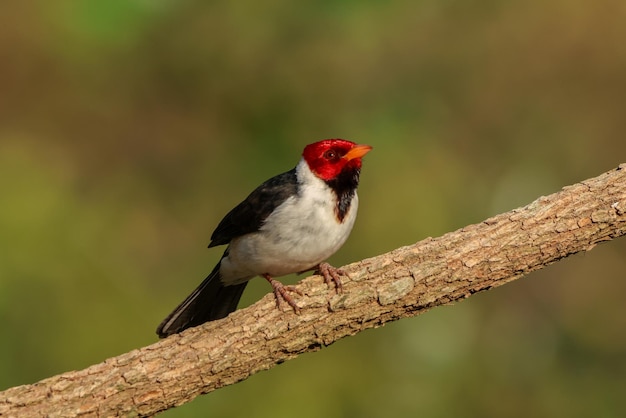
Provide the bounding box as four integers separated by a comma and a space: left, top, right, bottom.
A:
156, 139, 372, 338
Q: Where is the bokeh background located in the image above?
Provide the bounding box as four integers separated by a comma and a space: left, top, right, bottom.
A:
2, 1, 626, 417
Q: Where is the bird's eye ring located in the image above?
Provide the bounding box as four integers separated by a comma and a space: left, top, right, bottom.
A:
323, 150, 337, 160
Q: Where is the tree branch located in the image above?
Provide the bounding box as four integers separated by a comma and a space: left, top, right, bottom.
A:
2, 164, 626, 417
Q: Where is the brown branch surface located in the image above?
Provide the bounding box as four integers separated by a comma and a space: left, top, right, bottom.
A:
2, 164, 626, 417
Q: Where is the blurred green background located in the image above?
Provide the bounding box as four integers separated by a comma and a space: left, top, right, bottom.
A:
1, 1, 626, 417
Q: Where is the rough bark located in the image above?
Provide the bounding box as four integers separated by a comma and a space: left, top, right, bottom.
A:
1, 164, 626, 418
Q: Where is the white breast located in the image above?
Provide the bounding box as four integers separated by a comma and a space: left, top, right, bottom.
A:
220, 159, 358, 283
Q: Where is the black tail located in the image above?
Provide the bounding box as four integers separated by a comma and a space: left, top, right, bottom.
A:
156, 262, 248, 338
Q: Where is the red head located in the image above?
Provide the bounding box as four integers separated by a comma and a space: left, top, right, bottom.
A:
302, 139, 373, 181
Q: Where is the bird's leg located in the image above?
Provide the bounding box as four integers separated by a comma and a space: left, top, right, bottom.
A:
262, 274, 302, 314
315, 262, 345, 293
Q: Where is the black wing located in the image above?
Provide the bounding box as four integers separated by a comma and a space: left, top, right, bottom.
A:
208, 168, 299, 247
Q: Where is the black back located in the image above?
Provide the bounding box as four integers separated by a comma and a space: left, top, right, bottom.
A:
209, 168, 299, 247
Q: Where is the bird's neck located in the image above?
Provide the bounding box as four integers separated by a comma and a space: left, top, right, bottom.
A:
296, 158, 360, 223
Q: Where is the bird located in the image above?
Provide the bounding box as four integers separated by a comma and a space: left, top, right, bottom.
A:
156, 139, 372, 338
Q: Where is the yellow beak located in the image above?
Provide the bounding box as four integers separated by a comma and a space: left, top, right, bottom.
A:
343, 144, 373, 161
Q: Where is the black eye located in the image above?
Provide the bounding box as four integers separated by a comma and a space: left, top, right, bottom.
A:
323, 149, 337, 160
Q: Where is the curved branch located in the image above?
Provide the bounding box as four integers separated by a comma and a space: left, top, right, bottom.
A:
2, 164, 626, 417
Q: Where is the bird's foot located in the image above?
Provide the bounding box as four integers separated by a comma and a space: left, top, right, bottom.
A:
263, 274, 302, 314
315, 262, 345, 293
